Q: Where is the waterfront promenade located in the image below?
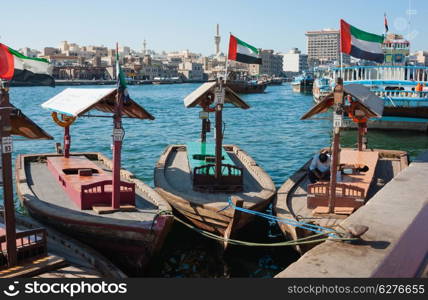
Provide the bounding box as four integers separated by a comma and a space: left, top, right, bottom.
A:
275, 151, 428, 278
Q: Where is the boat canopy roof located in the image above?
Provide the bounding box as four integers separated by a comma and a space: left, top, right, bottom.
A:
301, 83, 384, 120
184, 81, 250, 109
41, 88, 154, 120
10, 104, 53, 140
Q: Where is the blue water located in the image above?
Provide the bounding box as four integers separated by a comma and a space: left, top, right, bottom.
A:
3, 83, 428, 277
9, 83, 427, 187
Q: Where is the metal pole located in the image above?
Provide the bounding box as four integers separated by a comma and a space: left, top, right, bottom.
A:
328, 78, 344, 214
0, 82, 18, 267
215, 101, 223, 181
357, 122, 367, 151
112, 88, 123, 210
64, 125, 71, 158
201, 118, 207, 143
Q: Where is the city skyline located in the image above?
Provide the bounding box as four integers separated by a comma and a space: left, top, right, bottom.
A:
0, 0, 426, 55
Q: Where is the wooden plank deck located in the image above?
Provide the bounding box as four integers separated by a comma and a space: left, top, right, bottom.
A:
27, 160, 158, 223
163, 146, 272, 209
276, 151, 426, 278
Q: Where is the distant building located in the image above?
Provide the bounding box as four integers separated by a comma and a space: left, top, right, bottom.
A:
20, 47, 39, 58
178, 61, 204, 81
41, 55, 79, 66
412, 51, 428, 66
382, 33, 410, 65
281, 48, 308, 73
306, 29, 350, 66
249, 50, 283, 76
43, 47, 60, 56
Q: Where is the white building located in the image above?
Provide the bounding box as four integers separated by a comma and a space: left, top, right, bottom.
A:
178, 61, 204, 81
306, 29, 350, 66
281, 48, 308, 73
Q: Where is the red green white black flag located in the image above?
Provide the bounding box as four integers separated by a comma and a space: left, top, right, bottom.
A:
0, 43, 54, 86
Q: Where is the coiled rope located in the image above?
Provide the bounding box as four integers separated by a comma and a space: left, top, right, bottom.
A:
224, 198, 340, 238
168, 197, 358, 247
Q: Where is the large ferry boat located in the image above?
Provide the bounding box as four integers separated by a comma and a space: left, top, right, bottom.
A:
313, 34, 428, 131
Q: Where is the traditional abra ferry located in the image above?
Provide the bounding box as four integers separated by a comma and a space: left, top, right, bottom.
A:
275, 81, 409, 253
154, 81, 275, 243
313, 34, 428, 131
16, 88, 173, 275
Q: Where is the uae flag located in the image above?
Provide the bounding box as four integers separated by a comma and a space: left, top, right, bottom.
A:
228, 35, 262, 64
340, 19, 385, 63
0, 43, 54, 86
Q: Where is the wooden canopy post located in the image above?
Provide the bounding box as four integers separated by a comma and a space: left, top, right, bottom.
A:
357, 122, 367, 151
215, 101, 223, 180
112, 88, 124, 210
201, 118, 208, 143
328, 78, 344, 214
0, 83, 18, 267
64, 125, 71, 158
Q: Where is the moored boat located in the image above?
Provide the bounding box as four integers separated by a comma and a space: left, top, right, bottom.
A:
154, 81, 275, 240
291, 72, 314, 94
275, 81, 409, 254
0, 211, 126, 278
226, 79, 267, 94
314, 34, 428, 131
17, 87, 173, 275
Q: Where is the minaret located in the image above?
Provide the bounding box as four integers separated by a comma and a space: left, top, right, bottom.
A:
142, 39, 147, 55
214, 24, 221, 57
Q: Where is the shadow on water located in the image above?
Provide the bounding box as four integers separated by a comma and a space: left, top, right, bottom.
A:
145, 205, 300, 278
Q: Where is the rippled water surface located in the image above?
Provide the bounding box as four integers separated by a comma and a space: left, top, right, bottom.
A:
3, 83, 428, 277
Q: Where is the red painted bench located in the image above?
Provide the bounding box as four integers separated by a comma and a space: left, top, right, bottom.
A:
47, 156, 135, 210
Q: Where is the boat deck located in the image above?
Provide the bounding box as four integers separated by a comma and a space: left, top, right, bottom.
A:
277, 153, 404, 232
27, 159, 158, 224
163, 146, 274, 210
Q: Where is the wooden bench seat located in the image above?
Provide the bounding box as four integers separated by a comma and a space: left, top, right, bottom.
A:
186, 142, 236, 175
47, 156, 135, 210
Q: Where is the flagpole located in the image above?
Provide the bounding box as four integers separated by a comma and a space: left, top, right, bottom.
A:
112, 42, 123, 211
0, 79, 18, 267
339, 22, 343, 79
224, 33, 231, 84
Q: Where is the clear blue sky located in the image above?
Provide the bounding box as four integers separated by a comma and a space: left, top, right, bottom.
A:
0, 0, 426, 55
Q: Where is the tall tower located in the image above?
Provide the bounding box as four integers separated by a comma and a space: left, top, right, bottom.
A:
214, 24, 221, 56
142, 39, 147, 55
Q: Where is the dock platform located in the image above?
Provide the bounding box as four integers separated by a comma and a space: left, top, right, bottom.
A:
275, 151, 428, 278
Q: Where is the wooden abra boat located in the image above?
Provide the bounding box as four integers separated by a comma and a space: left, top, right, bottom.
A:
155, 81, 275, 240
275, 81, 409, 253
0, 211, 126, 278
17, 87, 173, 275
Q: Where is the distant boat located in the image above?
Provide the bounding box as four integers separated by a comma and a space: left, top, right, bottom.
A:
291, 73, 314, 93
226, 79, 267, 94
266, 77, 284, 85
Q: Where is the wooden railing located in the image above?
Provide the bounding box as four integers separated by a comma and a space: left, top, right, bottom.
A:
193, 164, 243, 193
308, 183, 365, 200
81, 180, 135, 194
0, 228, 47, 268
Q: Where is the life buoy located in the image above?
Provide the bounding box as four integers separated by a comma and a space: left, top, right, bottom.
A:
348, 101, 368, 124
199, 92, 216, 112
51, 112, 76, 127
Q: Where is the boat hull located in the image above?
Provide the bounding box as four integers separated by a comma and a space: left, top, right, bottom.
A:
227, 82, 267, 94
154, 144, 276, 236
16, 153, 173, 276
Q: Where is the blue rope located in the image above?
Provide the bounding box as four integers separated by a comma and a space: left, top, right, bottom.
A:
226, 198, 340, 238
